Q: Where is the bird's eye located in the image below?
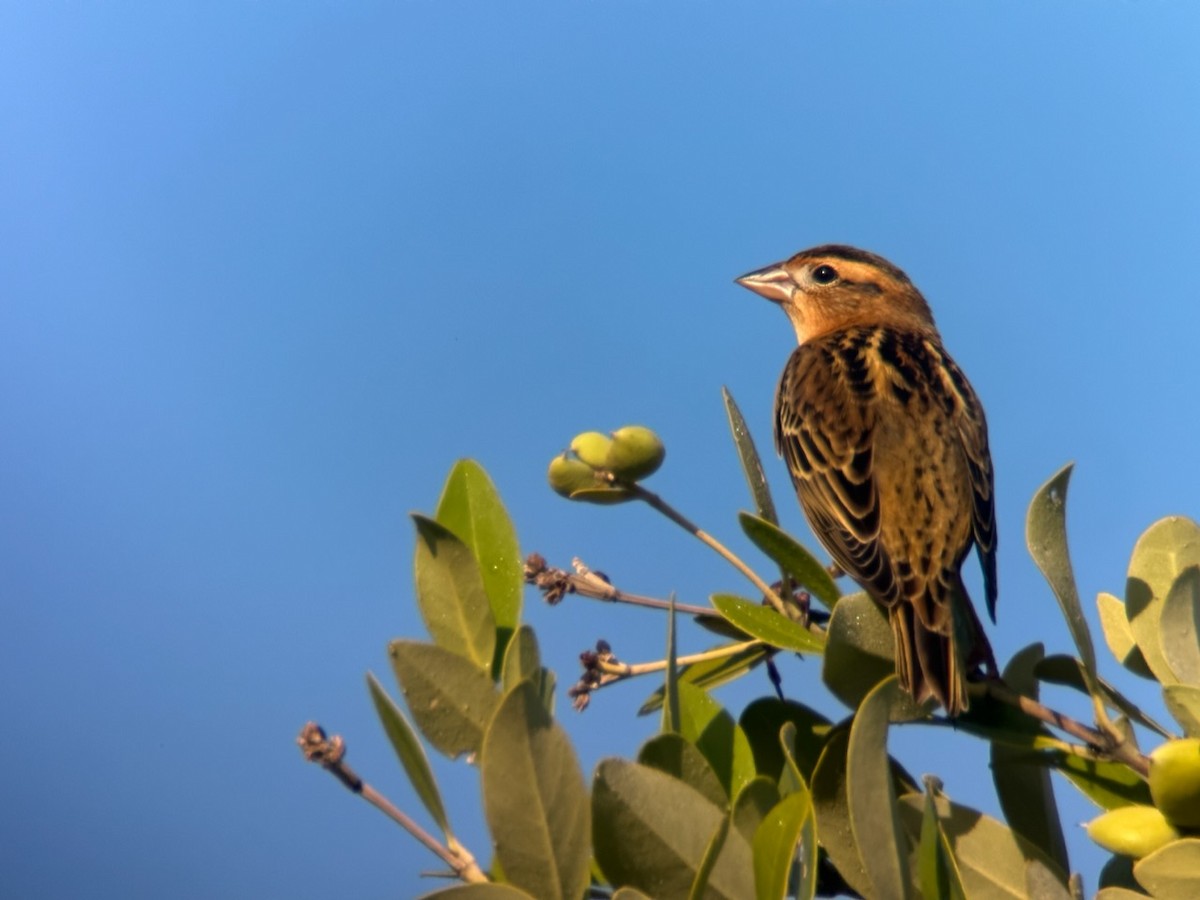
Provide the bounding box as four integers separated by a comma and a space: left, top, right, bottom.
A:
811, 265, 838, 285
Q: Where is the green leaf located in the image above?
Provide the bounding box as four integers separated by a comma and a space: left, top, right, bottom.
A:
711, 594, 825, 654
1161, 567, 1200, 684
676, 682, 757, 800
810, 727, 872, 899
1163, 684, 1200, 737
1033, 654, 1173, 739
501, 624, 540, 687
1097, 591, 1155, 680
897, 793, 1070, 899
989, 645, 1070, 880
639, 643, 771, 716
1053, 752, 1153, 810
412, 514, 496, 671
918, 783, 967, 900
611, 891, 655, 900
1026, 463, 1099, 697
663, 594, 681, 735
777, 721, 810, 798
1132, 837, 1200, 897
738, 698, 833, 786
689, 815, 730, 900
738, 512, 841, 610
389, 640, 499, 759
481, 682, 590, 900
435, 459, 522, 641
847, 677, 913, 899
823, 591, 926, 720
1093, 890, 1153, 900
419, 884, 537, 899
1126, 516, 1200, 685
732, 776, 782, 846
722, 386, 779, 526
501, 625, 555, 716
366, 671, 451, 839
592, 759, 754, 900
753, 790, 812, 900
638, 733, 727, 808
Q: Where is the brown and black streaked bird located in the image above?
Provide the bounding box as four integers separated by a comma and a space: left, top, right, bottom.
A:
737, 245, 997, 715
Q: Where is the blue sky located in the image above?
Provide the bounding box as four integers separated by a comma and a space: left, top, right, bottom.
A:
3, 3, 1199, 897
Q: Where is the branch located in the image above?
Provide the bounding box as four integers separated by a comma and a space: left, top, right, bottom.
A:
983, 681, 1151, 778
566, 639, 766, 711
523, 553, 711, 616
619, 480, 792, 616
296, 722, 488, 883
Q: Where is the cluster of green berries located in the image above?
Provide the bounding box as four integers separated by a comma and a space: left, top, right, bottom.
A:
1086, 738, 1200, 857
547, 426, 665, 504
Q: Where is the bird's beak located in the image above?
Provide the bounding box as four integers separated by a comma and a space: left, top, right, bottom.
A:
735, 263, 795, 304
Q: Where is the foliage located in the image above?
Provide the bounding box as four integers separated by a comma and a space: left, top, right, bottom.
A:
302, 405, 1200, 899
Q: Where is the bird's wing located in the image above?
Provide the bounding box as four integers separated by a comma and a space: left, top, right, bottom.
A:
936, 349, 999, 621
774, 335, 903, 608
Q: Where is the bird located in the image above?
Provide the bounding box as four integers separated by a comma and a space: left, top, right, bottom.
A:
736, 244, 997, 715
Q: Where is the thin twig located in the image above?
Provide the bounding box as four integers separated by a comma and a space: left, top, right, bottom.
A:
983, 681, 1151, 778
620, 481, 791, 616
296, 723, 487, 883
596, 639, 765, 678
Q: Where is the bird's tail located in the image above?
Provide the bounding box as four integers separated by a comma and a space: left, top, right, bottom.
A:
890, 580, 995, 716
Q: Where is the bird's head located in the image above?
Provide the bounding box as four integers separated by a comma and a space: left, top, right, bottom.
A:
736, 245, 938, 344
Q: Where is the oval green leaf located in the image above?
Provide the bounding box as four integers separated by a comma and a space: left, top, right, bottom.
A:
823, 591, 925, 720
711, 593, 824, 654
689, 815, 730, 900
676, 681, 756, 800
738, 697, 832, 786
989, 645, 1070, 881
1163, 684, 1200, 737
481, 682, 590, 900
1026, 463, 1098, 697
592, 759, 754, 900
389, 639, 499, 759
918, 784, 968, 900
732, 776, 782, 847
412, 514, 496, 671
638, 733, 726, 808
435, 460, 523, 668
367, 671, 451, 839
1126, 516, 1200, 685
1097, 591, 1155, 680
810, 727, 872, 898
753, 789, 813, 900
1160, 566, 1200, 684
897, 792, 1069, 899
847, 677, 913, 900
1132, 837, 1200, 897
722, 386, 779, 526
737, 512, 841, 610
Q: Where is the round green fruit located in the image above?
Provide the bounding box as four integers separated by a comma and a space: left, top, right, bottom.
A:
547, 454, 597, 498
569, 431, 613, 469
1085, 804, 1182, 858
606, 425, 665, 481
1149, 737, 1200, 829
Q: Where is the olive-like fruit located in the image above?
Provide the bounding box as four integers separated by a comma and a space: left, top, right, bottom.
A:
1148, 737, 1200, 829
547, 454, 597, 498
1085, 804, 1182, 858
606, 425, 665, 481
569, 431, 613, 469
